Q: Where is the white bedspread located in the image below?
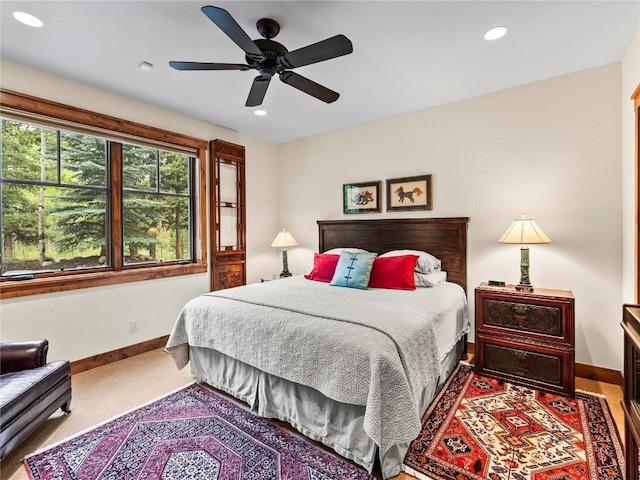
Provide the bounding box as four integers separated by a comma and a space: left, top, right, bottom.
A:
166, 276, 468, 458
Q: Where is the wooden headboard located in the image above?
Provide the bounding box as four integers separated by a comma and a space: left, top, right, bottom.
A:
318, 217, 469, 292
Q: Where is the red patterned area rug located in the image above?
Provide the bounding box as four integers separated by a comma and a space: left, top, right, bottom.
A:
403, 364, 624, 480
24, 382, 373, 480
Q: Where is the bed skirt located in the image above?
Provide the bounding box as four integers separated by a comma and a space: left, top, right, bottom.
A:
189, 338, 465, 479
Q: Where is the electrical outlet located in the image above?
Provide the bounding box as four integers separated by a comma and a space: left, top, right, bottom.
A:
130, 319, 139, 333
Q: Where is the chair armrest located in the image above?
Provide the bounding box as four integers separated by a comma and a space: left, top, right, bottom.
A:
0, 340, 49, 374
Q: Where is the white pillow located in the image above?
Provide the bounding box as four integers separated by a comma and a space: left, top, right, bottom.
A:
324, 248, 369, 255
415, 271, 447, 287
380, 249, 441, 274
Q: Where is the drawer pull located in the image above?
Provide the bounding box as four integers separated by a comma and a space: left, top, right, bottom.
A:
512, 305, 529, 315
513, 351, 527, 361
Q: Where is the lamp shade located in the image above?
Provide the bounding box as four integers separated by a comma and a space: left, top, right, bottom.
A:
270, 228, 298, 248
498, 216, 551, 245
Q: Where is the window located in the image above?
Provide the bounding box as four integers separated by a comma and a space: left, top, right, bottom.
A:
0, 90, 207, 298
121, 143, 193, 265
2, 120, 110, 273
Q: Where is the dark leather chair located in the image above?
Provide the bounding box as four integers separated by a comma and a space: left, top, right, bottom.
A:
0, 340, 72, 459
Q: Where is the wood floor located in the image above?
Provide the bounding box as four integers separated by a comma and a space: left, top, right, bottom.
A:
0, 349, 625, 480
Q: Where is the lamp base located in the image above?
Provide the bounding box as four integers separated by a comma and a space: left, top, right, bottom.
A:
279, 249, 292, 278
516, 246, 533, 292
515, 283, 534, 292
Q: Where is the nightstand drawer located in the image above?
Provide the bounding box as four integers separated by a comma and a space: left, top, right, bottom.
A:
483, 298, 564, 338
475, 335, 574, 396
476, 289, 574, 345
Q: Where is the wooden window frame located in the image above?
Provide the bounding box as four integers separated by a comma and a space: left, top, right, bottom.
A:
0, 90, 207, 299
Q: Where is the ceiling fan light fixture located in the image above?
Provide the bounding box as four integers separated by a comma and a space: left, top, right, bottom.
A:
13, 11, 43, 28
254, 110, 267, 116
484, 26, 507, 40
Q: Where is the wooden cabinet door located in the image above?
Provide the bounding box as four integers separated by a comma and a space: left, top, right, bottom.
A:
209, 140, 246, 291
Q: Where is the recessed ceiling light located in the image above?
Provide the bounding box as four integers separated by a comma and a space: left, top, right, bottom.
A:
13, 11, 43, 28
484, 26, 507, 41
254, 110, 267, 116
138, 61, 154, 71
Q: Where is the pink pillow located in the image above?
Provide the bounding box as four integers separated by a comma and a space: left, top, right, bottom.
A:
368, 255, 418, 290
305, 253, 340, 283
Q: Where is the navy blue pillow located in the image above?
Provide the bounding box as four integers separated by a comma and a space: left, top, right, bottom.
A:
329, 251, 377, 289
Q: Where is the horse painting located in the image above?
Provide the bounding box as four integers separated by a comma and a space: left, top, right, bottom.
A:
394, 186, 423, 203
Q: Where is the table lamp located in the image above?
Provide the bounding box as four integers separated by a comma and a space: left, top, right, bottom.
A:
270, 228, 298, 277
498, 214, 551, 291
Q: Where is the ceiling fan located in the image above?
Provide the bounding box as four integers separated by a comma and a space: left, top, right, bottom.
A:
169, 6, 353, 107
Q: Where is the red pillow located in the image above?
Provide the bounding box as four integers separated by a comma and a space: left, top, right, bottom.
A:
304, 253, 340, 283
368, 255, 418, 290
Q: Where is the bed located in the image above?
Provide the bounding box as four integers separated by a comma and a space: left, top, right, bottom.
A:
166, 217, 470, 479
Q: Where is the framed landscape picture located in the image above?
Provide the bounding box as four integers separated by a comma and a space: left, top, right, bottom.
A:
386, 174, 432, 211
343, 181, 382, 214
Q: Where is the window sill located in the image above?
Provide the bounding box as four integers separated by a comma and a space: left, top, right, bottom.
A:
0, 263, 207, 299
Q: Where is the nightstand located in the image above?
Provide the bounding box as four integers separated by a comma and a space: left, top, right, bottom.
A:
261, 274, 292, 282
474, 283, 575, 396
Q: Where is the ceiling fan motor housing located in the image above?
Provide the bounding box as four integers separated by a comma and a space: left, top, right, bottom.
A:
248, 39, 288, 78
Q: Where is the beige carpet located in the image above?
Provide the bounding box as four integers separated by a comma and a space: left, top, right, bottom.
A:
0, 349, 625, 480
1, 349, 193, 480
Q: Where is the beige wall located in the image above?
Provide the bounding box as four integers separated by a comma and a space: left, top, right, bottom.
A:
0, 60, 280, 362
622, 31, 640, 304
277, 63, 624, 371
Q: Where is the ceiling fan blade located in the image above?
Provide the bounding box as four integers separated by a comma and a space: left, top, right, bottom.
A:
279, 71, 339, 103
246, 76, 271, 107
201, 6, 263, 59
279, 35, 353, 69
169, 61, 250, 71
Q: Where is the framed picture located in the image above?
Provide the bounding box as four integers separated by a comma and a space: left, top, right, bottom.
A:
386, 174, 432, 211
343, 181, 382, 214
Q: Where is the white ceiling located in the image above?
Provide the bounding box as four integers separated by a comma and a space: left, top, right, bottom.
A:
1, 1, 638, 143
